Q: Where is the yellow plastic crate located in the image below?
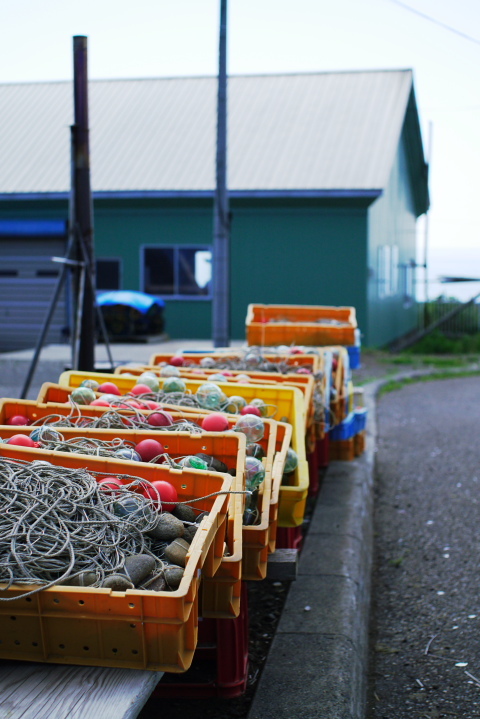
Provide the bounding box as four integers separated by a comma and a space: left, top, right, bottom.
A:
58, 371, 310, 529
0, 444, 232, 672
114, 364, 315, 431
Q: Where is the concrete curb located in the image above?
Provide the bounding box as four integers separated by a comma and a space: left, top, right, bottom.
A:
247, 369, 437, 719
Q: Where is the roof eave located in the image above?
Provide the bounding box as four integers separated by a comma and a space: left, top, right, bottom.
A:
0, 189, 383, 202
403, 85, 430, 217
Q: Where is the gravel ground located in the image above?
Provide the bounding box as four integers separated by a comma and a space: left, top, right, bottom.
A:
367, 376, 480, 719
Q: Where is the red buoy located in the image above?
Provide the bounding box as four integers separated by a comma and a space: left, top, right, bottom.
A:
201, 413, 230, 431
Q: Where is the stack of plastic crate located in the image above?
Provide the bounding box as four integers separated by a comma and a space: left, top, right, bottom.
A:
0, 437, 233, 672
0, 392, 251, 694
31, 372, 308, 695
328, 406, 368, 461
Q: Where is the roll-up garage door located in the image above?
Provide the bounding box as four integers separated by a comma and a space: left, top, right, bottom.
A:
0, 235, 70, 352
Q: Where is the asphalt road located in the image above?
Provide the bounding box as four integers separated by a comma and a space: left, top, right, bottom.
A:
367, 376, 480, 719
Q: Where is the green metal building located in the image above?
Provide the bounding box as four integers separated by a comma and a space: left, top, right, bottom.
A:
0, 70, 429, 351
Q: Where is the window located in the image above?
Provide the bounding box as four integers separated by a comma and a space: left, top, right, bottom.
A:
398, 260, 415, 306
377, 245, 391, 299
36, 269, 59, 278
142, 246, 212, 298
391, 245, 399, 295
377, 245, 401, 298
402, 260, 415, 306
96, 258, 121, 290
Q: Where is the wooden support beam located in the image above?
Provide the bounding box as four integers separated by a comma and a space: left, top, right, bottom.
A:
267, 548, 298, 581
0, 661, 162, 719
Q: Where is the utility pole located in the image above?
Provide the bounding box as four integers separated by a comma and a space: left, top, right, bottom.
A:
72, 35, 96, 369
212, 0, 230, 347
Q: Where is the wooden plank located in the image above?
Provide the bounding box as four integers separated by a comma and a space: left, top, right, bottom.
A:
267, 548, 298, 581
0, 661, 162, 719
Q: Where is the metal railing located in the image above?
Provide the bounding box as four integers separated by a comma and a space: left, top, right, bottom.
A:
420, 299, 480, 336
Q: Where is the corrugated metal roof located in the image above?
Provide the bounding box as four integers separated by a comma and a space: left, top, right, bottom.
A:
0, 70, 416, 194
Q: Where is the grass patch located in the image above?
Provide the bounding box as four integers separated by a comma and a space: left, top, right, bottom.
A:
378, 379, 411, 396
378, 368, 480, 396
387, 355, 421, 365
407, 330, 480, 355
380, 353, 472, 369
418, 356, 471, 368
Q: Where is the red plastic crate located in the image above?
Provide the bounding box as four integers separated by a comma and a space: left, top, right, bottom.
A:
316, 435, 330, 469
275, 526, 303, 551
307, 448, 320, 498
153, 582, 249, 698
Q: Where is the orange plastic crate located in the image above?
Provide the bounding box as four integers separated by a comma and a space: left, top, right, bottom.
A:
0, 399, 283, 598
0, 445, 232, 672
329, 437, 356, 462
354, 431, 366, 457
267, 421, 292, 553
246, 303, 357, 347
148, 351, 321, 374
0, 424, 245, 586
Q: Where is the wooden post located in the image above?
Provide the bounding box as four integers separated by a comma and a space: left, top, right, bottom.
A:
72, 35, 96, 370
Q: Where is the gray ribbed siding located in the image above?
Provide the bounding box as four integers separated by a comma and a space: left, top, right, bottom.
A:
0, 70, 415, 195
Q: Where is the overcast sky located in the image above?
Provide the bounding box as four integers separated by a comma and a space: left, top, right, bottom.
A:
2, 0, 479, 300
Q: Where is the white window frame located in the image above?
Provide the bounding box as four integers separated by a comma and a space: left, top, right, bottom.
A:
377, 245, 392, 299
401, 260, 415, 307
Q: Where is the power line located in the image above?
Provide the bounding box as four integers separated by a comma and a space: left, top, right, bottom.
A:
423, 105, 480, 112
388, 0, 480, 47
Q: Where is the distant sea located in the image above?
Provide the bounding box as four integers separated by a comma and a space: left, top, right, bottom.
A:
416, 246, 480, 303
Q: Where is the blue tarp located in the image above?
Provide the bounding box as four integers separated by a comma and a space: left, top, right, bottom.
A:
97, 291, 165, 314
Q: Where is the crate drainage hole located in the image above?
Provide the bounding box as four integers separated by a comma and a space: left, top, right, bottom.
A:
83, 646, 89, 651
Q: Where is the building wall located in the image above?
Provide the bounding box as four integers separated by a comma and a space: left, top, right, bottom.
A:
229, 199, 368, 340
0, 197, 370, 345
366, 127, 419, 347
95, 198, 214, 338
97, 197, 370, 341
